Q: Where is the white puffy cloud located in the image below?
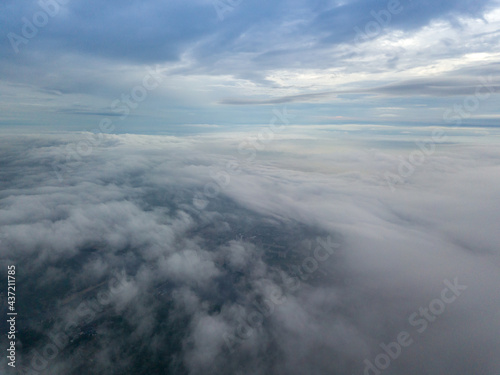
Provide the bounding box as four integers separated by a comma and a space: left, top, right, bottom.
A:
0, 130, 499, 374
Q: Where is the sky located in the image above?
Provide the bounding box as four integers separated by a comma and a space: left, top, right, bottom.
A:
1, 0, 500, 133
1, 2, 500, 375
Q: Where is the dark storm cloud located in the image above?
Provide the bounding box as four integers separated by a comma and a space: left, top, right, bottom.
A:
0, 133, 499, 374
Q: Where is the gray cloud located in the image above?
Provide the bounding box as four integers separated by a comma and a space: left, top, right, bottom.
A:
220, 73, 500, 105
1, 0, 499, 130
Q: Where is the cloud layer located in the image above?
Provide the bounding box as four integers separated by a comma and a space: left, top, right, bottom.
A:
0, 130, 499, 374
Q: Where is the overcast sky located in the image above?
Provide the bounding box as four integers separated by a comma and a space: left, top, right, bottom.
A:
1, 0, 500, 133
